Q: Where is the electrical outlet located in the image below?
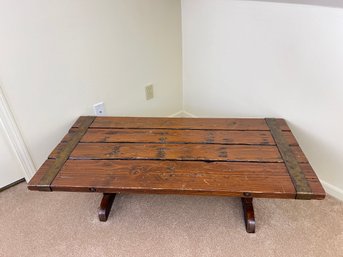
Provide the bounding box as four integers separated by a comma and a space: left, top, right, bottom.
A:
93, 102, 105, 116
145, 84, 154, 100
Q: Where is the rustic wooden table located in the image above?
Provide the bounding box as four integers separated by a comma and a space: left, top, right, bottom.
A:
28, 116, 325, 233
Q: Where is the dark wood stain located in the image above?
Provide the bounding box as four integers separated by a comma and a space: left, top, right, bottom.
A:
111, 145, 121, 156
157, 147, 166, 159
28, 116, 325, 200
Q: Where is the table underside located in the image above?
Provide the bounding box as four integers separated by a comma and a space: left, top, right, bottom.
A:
28, 116, 325, 200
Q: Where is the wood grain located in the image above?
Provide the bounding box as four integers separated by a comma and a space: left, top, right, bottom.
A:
81, 129, 298, 145
51, 160, 296, 198
28, 116, 325, 200
27, 159, 55, 191
72, 116, 95, 128
50, 143, 306, 163
66, 143, 282, 162
90, 117, 273, 130
300, 163, 325, 200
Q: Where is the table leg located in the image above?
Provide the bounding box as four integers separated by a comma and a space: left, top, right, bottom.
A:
241, 198, 255, 233
99, 193, 116, 222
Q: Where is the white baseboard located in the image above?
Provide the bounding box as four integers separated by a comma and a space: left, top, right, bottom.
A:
320, 180, 343, 201
169, 110, 196, 117
0, 86, 36, 181
168, 110, 185, 117
181, 111, 197, 117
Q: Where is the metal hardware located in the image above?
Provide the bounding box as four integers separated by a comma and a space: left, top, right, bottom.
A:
243, 192, 252, 197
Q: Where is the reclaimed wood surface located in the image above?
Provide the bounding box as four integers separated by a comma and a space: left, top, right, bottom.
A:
89, 117, 290, 131
28, 116, 325, 200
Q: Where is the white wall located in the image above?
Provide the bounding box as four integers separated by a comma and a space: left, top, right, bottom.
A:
1, 0, 342, 198
0, 0, 182, 169
182, 0, 343, 193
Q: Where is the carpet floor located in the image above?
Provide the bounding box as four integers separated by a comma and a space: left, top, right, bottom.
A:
0, 182, 342, 257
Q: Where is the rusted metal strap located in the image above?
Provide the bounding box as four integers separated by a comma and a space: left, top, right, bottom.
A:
265, 118, 312, 200
38, 116, 96, 191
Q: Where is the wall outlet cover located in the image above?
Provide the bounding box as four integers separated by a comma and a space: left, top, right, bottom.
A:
93, 102, 105, 116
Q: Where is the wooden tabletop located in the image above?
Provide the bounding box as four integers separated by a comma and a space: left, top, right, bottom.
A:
28, 116, 325, 200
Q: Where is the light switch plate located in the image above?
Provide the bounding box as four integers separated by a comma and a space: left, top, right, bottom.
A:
145, 84, 154, 100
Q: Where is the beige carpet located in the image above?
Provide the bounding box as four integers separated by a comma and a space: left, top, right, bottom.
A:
0, 182, 342, 257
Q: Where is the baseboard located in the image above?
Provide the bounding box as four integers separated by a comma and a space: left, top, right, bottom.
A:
320, 180, 343, 201
181, 111, 197, 117
169, 110, 195, 117
168, 110, 184, 117
0, 178, 25, 192
0, 86, 36, 181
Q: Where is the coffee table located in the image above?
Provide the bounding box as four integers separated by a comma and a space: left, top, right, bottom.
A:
28, 116, 325, 233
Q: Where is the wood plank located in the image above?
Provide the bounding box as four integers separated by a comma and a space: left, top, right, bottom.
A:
274, 118, 291, 131
90, 117, 271, 130
66, 143, 283, 162
300, 163, 326, 200
283, 131, 298, 146
61, 128, 79, 142
266, 118, 312, 199
82, 129, 275, 145
37, 116, 96, 191
72, 116, 95, 128
49, 143, 68, 159
50, 137, 304, 163
51, 160, 296, 199
290, 146, 307, 163
27, 159, 55, 190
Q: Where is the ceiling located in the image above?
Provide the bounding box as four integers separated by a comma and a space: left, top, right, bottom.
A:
250, 0, 343, 8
